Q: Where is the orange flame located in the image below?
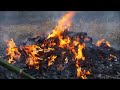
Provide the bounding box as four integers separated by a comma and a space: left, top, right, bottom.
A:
96, 39, 105, 47
96, 39, 111, 47
59, 36, 71, 48
5, 11, 91, 79
75, 44, 85, 60
21, 45, 41, 69
76, 61, 90, 79
48, 55, 57, 66
73, 40, 79, 46
106, 41, 111, 47
6, 39, 21, 63
47, 11, 75, 39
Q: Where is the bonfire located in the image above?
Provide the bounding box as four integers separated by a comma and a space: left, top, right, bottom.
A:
2, 11, 120, 79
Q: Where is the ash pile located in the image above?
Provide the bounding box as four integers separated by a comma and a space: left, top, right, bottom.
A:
11, 29, 120, 79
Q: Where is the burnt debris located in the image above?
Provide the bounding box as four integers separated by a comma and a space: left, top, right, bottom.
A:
12, 30, 119, 79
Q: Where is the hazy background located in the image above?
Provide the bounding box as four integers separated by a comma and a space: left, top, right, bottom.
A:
0, 11, 120, 53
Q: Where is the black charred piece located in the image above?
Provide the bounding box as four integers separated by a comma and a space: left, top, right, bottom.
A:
76, 32, 87, 38
36, 34, 46, 44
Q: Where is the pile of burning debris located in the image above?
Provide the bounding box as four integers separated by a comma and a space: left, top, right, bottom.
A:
2, 11, 120, 79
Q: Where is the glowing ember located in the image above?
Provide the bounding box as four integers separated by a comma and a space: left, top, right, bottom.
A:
48, 55, 57, 66
6, 38, 21, 64
44, 48, 55, 53
65, 57, 68, 64
106, 41, 111, 47
108, 54, 117, 60
48, 40, 56, 47
73, 40, 79, 46
96, 39, 105, 47
96, 39, 111, 47
110, 54, 117, 58
76, 61, 81, 78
